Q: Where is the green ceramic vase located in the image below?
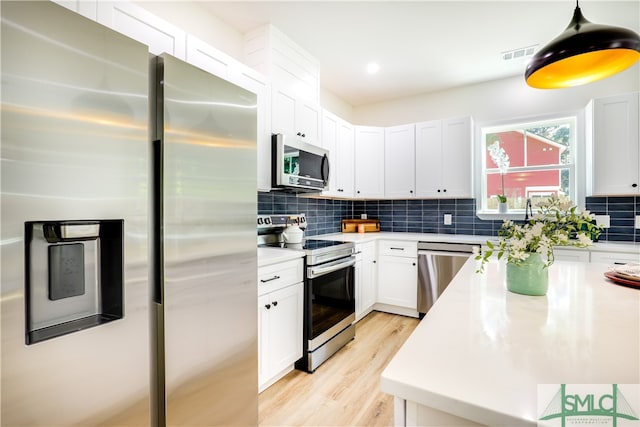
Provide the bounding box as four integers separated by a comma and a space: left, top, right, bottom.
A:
506, 253, 548, 296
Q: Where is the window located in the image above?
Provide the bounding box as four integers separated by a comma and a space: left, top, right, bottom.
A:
479, 116, 577, 213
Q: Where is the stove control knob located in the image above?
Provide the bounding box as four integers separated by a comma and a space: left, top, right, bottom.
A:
265, 217, 271, 225
257, 218, 264, 225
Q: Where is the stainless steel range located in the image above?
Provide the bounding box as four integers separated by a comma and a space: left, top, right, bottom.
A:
258, 214, 356, 372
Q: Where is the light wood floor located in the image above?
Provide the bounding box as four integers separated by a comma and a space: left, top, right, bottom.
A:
258, 311, 420, 427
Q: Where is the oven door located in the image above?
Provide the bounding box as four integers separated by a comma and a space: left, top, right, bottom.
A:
306, 257, 355, 351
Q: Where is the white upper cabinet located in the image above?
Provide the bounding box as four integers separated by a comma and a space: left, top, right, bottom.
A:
322, 110, 355, 197
272, 87, 321, 145
244, 24, 320, 103
52, 0, 97, 20
385, 124, 416, 198
230, 68, 271, 192
588, 92, 640, 195
415, 116, 472, 198
96, 1, 186, 59
185, 34, 235, 80
354, 126, 385, 198
184, 35, 271, 191
336, 121, 356, 198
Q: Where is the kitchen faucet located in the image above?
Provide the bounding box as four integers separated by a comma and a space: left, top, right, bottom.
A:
524, 198, 533, 221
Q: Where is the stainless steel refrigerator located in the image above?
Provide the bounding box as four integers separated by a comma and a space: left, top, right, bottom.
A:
1, 2, 258, 425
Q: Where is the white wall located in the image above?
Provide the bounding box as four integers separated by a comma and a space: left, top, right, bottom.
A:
320, 87, 354, 123
352, 64, 640, 127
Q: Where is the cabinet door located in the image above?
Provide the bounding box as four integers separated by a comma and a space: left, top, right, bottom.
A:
322, 110, 355, 197
553, 248, 589, 262
322, 111, 340, 196
321, 112, 339, 194
415, 120, 443, 198
266, 282, 304, 377
355, 243, 376, 321
355, 126, 385, 198
52, 0, 97, 20
355, 258, 364, 320
441, 117, 472, 198
592, 92, 640, 195
296, 100, 321, 146
361, 256, 377, 315
96, 1, 186, 58
257, 293, 271, 388
377, 256, 418, 309
336, 121, 355, 197
272, 87, 297, 137
230, 65, 271, 192
185, 34, 233, 80
385, 124, 416, 198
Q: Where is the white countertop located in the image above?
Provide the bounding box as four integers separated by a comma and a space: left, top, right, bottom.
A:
311, 232, 640, 254
380, 258, 640, 426
257, 247, 304, 267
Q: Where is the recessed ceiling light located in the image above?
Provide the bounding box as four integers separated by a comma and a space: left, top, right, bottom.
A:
366, 63, 380, 74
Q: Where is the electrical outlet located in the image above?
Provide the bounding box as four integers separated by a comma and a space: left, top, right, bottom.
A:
594, 215, 610, 229
444, 214, 452, 225
635, 215, 640, 229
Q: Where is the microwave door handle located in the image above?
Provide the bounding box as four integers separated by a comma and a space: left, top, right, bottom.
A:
321, 154, 330, 184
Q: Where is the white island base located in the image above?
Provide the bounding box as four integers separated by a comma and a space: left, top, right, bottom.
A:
381, 258, 640, 427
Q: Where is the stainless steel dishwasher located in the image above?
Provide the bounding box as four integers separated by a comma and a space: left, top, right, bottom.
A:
417, 242, 480, 316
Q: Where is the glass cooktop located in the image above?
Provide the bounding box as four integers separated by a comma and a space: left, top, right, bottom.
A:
265, 239, 351, 252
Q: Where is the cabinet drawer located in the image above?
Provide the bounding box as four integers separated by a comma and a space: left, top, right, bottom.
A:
378, 240, 417, 258
590, 251, 640, 265
355, 241, 376, 261
258, 258, 304, 296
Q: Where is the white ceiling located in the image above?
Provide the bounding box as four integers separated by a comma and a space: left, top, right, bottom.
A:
202, 1, 640, 107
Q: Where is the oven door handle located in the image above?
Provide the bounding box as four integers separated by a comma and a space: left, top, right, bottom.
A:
307, 257, 356, 279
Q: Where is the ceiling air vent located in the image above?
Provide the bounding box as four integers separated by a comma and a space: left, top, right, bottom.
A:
502, 45, 538, 61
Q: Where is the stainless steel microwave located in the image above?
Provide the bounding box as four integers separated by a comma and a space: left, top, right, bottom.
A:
272, 134, 330, 192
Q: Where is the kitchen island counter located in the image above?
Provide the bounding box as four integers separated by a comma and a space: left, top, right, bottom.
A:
312, 231, 640, 256
380, 258, 640, 426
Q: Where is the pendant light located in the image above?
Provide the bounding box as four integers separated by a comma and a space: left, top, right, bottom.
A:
525, 1, 640, 89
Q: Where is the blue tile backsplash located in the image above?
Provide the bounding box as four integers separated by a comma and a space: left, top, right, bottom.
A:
258, 192, 639, 242
585, 196, 640, 243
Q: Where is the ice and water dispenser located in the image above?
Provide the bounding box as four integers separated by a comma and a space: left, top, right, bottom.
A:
25, 220, 124, 344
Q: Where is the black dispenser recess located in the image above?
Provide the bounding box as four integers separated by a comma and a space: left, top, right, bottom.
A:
24, 220, 124, 344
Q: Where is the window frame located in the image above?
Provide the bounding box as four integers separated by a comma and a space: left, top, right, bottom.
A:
475, 111, 585, 220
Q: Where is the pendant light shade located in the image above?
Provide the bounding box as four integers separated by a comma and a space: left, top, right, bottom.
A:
525, 3, 640, 89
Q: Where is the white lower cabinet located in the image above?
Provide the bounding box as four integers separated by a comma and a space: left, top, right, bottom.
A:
553, 248, 590, 262
376, 241, 418, 317
355, 242, 377, 321
590, 251, 640, 265
258, 259, 304, 392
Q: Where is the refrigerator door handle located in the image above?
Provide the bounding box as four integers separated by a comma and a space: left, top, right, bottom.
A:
152, 139, 163, 305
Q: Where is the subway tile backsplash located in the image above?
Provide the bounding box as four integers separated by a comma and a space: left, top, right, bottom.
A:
586, 196, 640, 243
258, 192, 640, 241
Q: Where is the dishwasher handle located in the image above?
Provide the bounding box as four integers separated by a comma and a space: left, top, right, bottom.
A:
417, 249, 478, 257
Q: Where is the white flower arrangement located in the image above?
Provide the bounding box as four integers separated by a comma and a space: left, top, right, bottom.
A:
488, 140, 510, 203
476, 196, 603, 272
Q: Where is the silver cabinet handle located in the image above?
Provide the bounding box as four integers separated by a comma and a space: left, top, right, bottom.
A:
260, 275, 280, 283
